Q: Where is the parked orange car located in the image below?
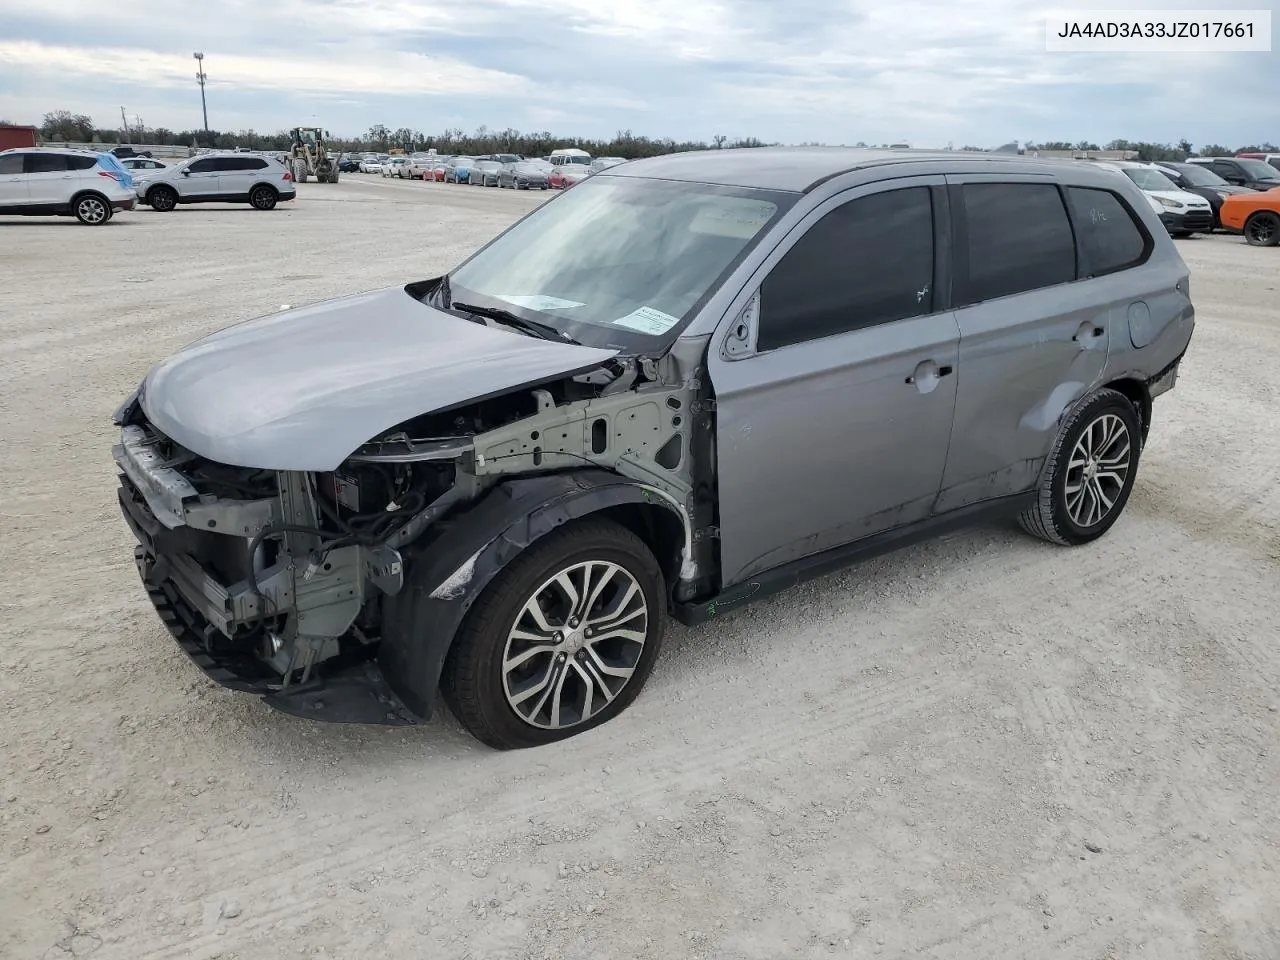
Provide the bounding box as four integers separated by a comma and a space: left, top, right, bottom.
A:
1218, 189, 1280, 246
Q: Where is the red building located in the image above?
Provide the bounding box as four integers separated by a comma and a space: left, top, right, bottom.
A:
0, 125, 39, 150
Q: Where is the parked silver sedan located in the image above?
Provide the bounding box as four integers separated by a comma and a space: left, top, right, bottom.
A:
498, 160, 551, 190
470, 160, 503, 187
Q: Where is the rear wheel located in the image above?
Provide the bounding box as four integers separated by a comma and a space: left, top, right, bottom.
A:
1244, 211, 1280, 247
73, 193, 111, 225
147, 185, 178, 212
1018, 388, 1142, 546
441, 518, 665, 750
249, 184, 278, 210
293, 160, 308, 184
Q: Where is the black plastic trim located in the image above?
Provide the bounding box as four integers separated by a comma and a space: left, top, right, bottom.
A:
674, 491, 1036, 626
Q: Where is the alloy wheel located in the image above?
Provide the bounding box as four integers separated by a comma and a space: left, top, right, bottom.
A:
1246, 214, 1277, 246
1064, 413, 1132, 528
77, 196, 108, 224
501, 560, 648, 730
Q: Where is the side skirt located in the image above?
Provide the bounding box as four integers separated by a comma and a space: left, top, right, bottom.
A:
673, 492, 1036, 626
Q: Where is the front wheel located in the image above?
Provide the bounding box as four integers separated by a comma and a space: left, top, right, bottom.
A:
441, 518, 666, 750
1244, 211, 1280, 247
147, 186, 178, 212
1018, 388, 1142, 546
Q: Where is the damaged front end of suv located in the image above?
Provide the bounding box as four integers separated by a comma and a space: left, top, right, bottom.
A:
112, 170, 795, 747
112, 282, 719, 733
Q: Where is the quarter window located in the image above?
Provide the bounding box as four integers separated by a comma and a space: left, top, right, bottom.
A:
757, 187, 935, 351
1066, 187, 1150, 276
66, 155, 98, 170
958, 183, 1076, 305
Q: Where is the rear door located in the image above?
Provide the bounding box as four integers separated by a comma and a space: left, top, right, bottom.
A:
23, 152, 71, 206
215, 156, 266, 197
0, 152, 28, 209
934, 175, 1137, 511
708, 177, 960, 586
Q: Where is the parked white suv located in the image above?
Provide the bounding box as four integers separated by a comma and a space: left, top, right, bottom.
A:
0, 147, 136, 225
133, 152, 297, 212
1093, 160, 1213, 237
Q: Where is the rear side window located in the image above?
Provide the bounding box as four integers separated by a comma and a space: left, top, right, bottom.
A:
216, 157, 267, 171
0, 154, 22, 174
758, 186, 935, 351
1066, 187, 1151, 276
957, 183, 1076, 305
24, 153, 69, 173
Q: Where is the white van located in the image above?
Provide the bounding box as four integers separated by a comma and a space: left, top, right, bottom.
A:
547, 148, 592, 167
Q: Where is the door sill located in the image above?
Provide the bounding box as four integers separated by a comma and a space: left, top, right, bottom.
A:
673, 492, 1035, 626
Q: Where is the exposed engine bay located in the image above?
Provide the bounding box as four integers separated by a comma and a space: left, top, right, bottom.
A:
112, 336, 716, 720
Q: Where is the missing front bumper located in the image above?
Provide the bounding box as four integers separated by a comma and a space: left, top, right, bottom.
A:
132, 546, 419, 726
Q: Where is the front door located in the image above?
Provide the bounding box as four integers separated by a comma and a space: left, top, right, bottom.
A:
934, 175, 1118, 512
180, 157, 221, 199
0, 152, 28, 210
708, 178, 961, 587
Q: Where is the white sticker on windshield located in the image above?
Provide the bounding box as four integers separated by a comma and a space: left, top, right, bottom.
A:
613, 306, 681, 335
496, 294, 585, 311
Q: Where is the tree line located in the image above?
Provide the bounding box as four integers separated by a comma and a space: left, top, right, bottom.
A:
22, 110, 1278, 161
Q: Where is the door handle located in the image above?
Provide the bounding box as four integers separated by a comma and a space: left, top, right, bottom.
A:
905, 361, 953, 387
1074, 322, 1105, 343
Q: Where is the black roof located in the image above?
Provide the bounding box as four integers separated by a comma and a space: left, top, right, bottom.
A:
607, 146, 1075, 193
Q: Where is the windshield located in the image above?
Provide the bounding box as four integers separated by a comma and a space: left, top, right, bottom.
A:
446, 177, 795, 351
1123, 168, 1179, 192
1171, 163, 1227, 186
1235, 158, 1280, 181
566, 155, 591, 165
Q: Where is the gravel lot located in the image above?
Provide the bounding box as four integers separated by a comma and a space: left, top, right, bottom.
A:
2, 175, 1279, 960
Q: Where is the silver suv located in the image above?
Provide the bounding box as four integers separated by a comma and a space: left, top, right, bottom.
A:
111, 148, 1194, 749
134, 152, 296, 212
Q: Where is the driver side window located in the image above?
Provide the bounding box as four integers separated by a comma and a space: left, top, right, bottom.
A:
756, 187, 935, 352
188, 159, 215, 173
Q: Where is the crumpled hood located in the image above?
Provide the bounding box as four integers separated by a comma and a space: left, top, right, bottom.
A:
141, 284, 618, 471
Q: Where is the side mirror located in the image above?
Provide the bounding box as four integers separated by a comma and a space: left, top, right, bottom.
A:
182, 169, 191, 176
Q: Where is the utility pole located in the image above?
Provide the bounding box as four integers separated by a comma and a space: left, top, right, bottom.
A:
193, 52, 209, 135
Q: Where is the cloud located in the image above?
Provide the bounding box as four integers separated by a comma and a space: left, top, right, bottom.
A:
0, 41, 528, 96
0, 0, 1274, 145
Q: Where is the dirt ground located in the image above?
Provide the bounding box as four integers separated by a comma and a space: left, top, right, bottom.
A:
2, 175, 1278, 960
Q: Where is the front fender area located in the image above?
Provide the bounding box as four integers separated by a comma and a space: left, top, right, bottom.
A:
377, 470, 686, 720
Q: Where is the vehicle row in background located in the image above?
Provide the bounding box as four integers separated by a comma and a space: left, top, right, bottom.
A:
341, 147, 629, 190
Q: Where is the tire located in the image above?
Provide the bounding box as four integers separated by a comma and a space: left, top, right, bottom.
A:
1018, 388, 1143, 546
440, 517, 666, 750
293, 160, 308, 184
72, 193, 112, 225
147, 185, 178, 212
1243, 211, 1280, 247
249, 185, 277, 210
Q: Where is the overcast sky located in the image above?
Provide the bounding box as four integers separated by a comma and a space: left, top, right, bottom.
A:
0, 0, 1274, 146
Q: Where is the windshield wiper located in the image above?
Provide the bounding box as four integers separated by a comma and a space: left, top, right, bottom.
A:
451, 302, 579, 344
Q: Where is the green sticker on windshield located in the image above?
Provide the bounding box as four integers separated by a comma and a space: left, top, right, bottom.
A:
613, 306, 681, 335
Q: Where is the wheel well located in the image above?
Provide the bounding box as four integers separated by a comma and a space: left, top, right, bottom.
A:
1102, 377, 1152, 442
69, 189, 108, 206
250, 182, 278, 195
146, 183, 176, 200
595, 503, 686, 604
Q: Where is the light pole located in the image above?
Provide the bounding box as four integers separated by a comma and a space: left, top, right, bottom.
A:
193, 52, 209, 135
